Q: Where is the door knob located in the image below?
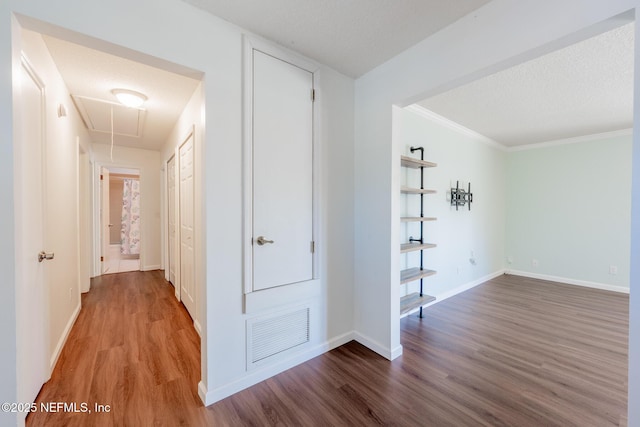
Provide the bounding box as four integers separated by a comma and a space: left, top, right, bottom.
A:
38, 251, 55, 262
256, 236, 274, 246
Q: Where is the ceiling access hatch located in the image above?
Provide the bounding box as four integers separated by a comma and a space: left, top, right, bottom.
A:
71, 94, 146, 138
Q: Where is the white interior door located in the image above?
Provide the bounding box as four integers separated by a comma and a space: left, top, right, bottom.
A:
167, 155, 177, 286
179, 134, 196, 318
252, 49, 314, 291
101, 167, 111, 274
15, 55, 49, 408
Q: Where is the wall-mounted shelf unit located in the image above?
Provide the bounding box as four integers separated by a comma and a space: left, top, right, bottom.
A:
400, 147, 437, 317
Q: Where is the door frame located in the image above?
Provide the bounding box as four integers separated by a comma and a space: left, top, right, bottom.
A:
92, 163, 142, 277
166, 153, 179, 299
242, 36, 322, 295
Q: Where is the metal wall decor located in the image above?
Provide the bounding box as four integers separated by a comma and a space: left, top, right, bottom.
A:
451, 180, 473, 211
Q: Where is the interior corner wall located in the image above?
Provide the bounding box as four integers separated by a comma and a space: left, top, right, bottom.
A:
395, 108, 506, 305
91, 144, 161, 270
506, 134, 632, 290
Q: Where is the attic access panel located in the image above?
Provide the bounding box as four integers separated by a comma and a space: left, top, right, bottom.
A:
71, 95, 146, 138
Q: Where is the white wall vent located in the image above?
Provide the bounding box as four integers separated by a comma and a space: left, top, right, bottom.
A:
247, 307, 310, 369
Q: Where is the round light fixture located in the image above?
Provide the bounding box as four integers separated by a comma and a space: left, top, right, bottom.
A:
111, 88, 147, 108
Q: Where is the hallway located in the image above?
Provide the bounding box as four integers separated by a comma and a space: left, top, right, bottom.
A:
27, 271, 204, 426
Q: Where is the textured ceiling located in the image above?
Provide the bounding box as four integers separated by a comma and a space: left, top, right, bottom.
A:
417, 23, 634, 148
43, 35, 200, 151
180, 0, 491, 77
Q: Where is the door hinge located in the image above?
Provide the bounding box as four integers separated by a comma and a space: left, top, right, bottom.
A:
311, 89, 315, 102
100, 174, 103, 181
100, 256, 104, 262
310, 241, 315, 253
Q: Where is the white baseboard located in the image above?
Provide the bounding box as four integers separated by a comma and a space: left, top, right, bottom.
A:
49, 301, 81, 374
400, 269, 507, 319
353, 331, 401, 360
199, 331, 355, 406
142, 264, 161, 272
506, 270, 629, 294
193, 320, 202, 337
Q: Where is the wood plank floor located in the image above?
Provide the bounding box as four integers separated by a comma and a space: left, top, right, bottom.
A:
27, 272, 629, 426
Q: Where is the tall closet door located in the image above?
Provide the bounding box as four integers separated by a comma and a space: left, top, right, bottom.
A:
251, 49, 314, 291
179, 133, 196, 318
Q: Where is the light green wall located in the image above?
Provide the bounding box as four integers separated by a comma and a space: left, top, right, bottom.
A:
396, 108, 506, 301
399, 108, 632, 298
506, 135, 632, 289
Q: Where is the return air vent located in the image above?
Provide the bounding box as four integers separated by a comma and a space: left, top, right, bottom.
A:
247, 307, 310, 369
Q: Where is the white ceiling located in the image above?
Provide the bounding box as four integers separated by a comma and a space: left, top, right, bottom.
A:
417, 22, 635, 148
43, 35, 200, 151
42, 4, 633, 151
180, 0, 492, 78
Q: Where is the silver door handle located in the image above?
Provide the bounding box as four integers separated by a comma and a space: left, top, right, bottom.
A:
256, 236, 274, 246
38, 251, 55, 262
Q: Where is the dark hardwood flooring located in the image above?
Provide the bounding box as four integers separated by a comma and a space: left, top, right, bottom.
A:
28, 272, 628, 426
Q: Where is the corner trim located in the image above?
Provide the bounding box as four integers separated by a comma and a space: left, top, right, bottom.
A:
507, 128, 633, 152
199, 331, 354, 406
49, 301, 81, 374
506, 270, 629, 294
405, 105, 506, 151
353, 331, 397, 360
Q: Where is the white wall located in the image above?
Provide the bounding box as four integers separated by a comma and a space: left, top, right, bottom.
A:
2, 12, 19, 426
395, 107, 506, 308
18, 28, 91, 376
92, 144, 161, 271
0, 0, 356, 413
353, 2, 639, 424
628, 16, 640, 425
506, 133, 632, 291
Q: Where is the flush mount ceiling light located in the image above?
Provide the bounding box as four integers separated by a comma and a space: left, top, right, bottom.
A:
111, 88, 147, 108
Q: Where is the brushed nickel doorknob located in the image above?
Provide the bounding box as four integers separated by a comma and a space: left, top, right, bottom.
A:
38, 251, 55, 262
256, 236, 274, 246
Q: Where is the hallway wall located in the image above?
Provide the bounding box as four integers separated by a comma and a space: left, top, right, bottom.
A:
18, 27, 92, 385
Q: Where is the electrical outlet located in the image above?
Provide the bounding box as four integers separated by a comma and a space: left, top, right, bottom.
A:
69, 287, 73, 302
456, 266, 462, 275
532, 259, 539, 268
609, 265, 618, 275
507, 256, 513, 264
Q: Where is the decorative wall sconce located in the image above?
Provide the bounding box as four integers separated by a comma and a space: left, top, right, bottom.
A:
451, 180, 473, 211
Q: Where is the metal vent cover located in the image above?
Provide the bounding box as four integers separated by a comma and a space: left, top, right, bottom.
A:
247, 307, 310, 368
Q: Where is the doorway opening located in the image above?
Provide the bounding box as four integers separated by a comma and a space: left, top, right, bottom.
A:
100, 166, 141, 275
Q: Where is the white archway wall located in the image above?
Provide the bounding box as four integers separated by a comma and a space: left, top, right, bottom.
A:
353, 0, 639, 424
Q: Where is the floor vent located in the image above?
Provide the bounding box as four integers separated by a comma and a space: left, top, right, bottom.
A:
247, 307, 310, 368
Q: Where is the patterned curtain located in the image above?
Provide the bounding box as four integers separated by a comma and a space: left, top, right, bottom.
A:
121, 179, 141, 255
